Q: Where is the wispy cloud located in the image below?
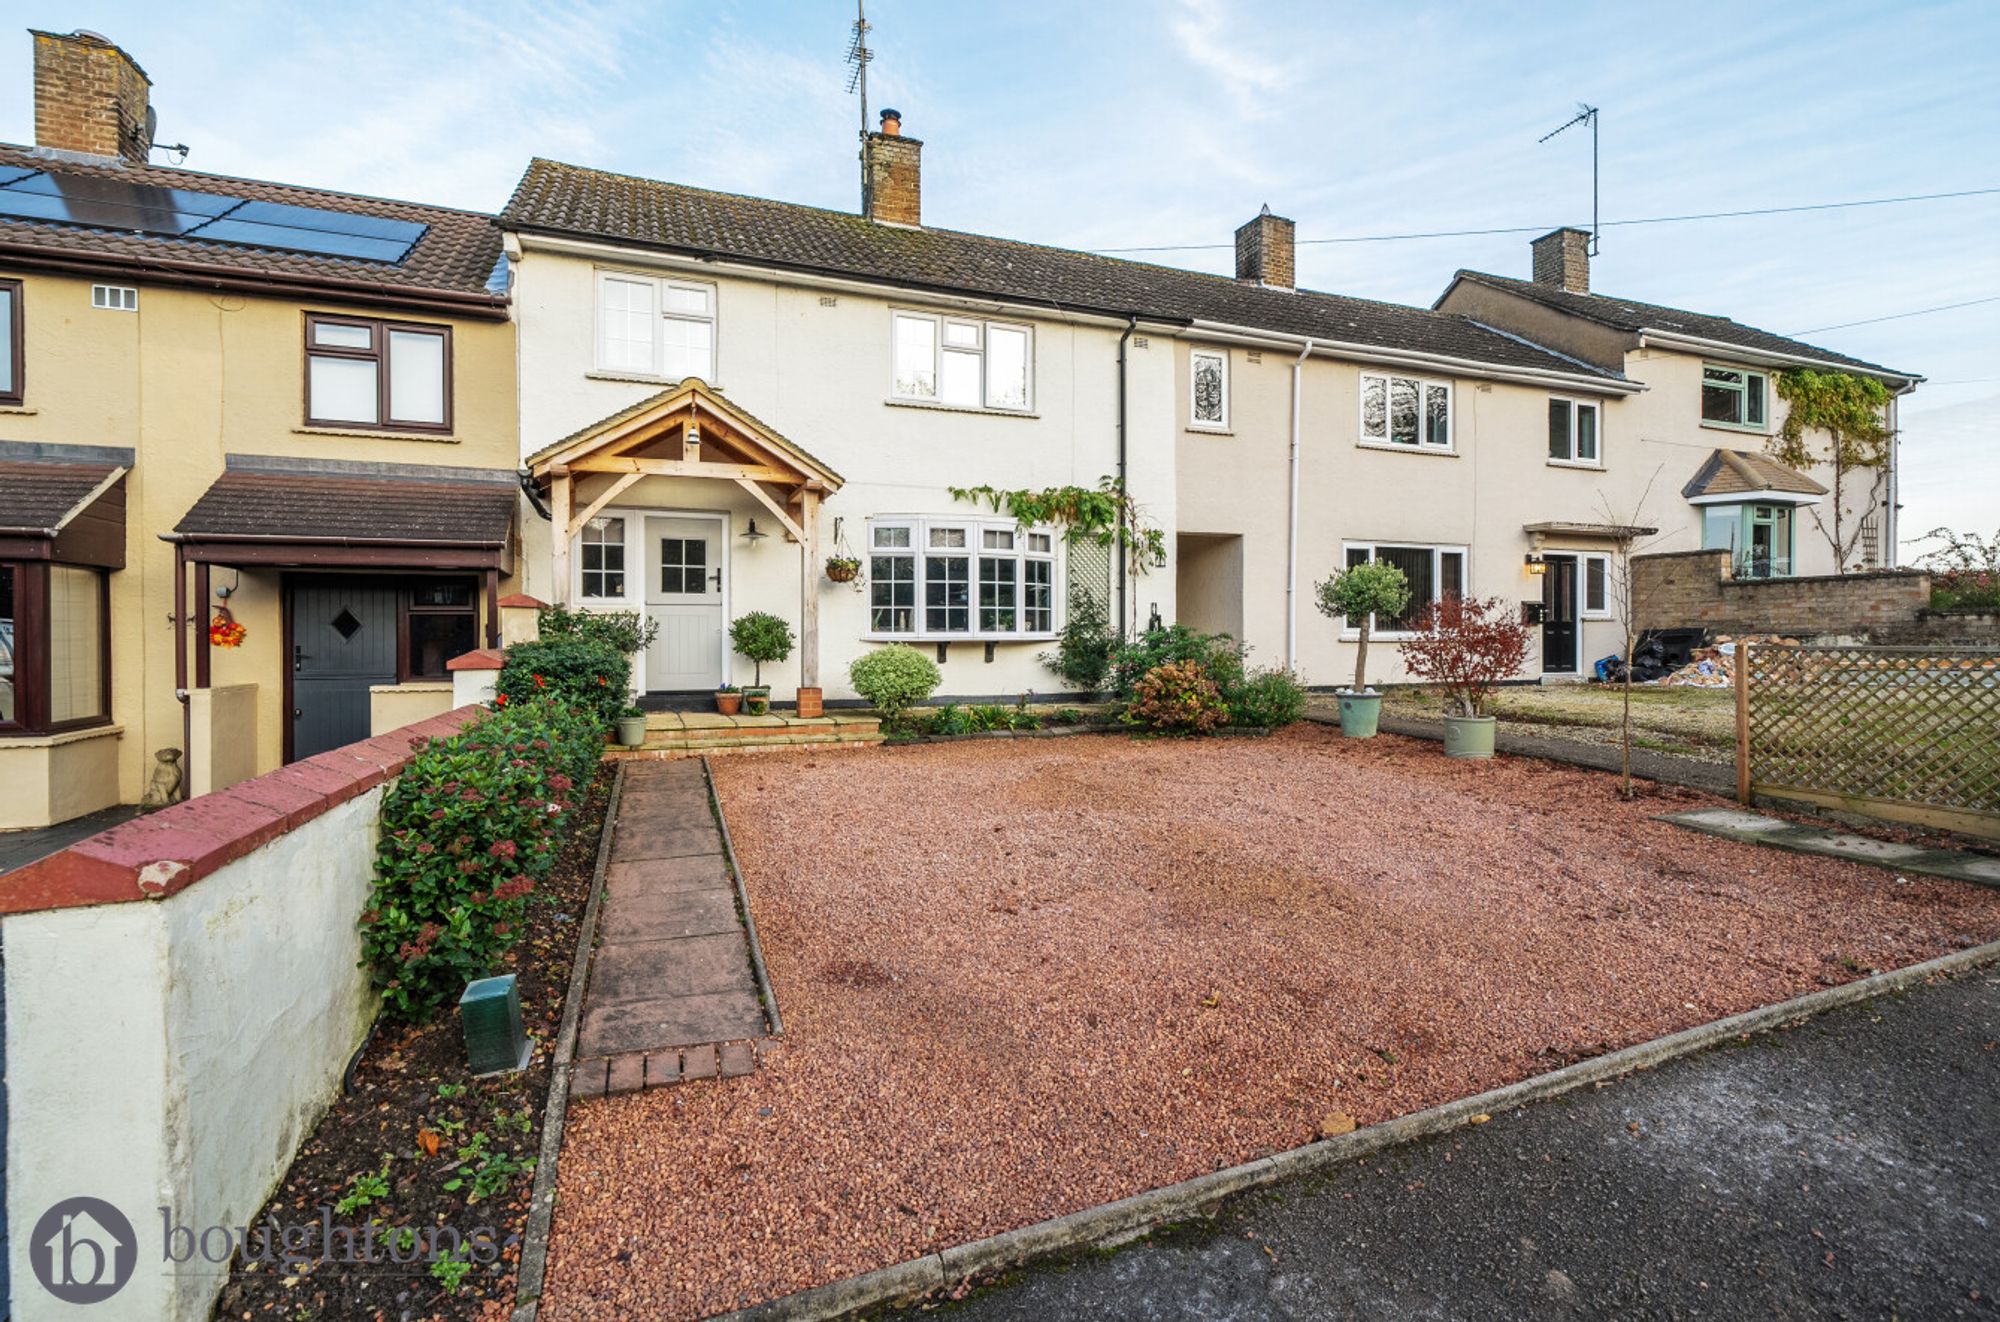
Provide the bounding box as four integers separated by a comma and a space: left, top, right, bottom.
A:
1166, 0, 1299, 119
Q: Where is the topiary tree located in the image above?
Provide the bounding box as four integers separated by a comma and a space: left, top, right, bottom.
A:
1314, 561, 1411, 693
729, 611, 794, 688
849, 644, 940, 723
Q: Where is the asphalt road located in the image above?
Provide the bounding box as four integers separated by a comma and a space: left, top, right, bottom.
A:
927, 971, 2000, 1321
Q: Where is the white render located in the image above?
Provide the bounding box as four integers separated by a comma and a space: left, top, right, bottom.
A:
3, 791, 384, 1322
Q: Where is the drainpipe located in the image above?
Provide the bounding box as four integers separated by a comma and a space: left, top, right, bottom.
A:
1286, 338, 1314, 670
1116, 314, 1137, 636
1885, 389, 1904, 567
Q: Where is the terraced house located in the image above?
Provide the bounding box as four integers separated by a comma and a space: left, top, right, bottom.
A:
0, 31, 519, 829
501, 109, 1916, 706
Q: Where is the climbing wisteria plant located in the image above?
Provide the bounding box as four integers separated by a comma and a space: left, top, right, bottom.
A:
948, 476, 1168, 574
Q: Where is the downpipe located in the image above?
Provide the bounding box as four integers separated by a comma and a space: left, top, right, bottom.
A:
1286, 338, 1314, 670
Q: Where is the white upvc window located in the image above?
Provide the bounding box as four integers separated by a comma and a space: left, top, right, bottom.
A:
1548, 397, 1601, 465
1189, 348, 1229, 429
1338, 541, 1469, 637
1582, 552, 1613, 618
1359, 372, 1453, 451
91, 284, 137, 311
578, 515, 628, 600
1701, 364, 1769, 431
868, 516, 1057, 639
595, 271, 717, 381
890, 311, 1033, 411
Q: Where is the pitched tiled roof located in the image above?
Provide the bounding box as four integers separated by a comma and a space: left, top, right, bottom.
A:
173, 470, 515, 546
0, 143, 506, 307
501, 159, 1630, 384
1682, 449, 1828, 501
1444, 271, 1913, 380
0, 458, 123, 534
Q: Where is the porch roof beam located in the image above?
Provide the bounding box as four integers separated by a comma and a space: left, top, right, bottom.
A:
733, 478, 806, 542
570, 471, 646, 539
568, 456, 799, 484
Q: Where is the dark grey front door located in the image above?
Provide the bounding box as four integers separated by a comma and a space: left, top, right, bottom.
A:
1541, 555, 1578, 674
289, 578, 398, 761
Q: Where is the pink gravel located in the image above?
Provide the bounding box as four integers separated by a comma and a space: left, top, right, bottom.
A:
541, 727, 2000, 1319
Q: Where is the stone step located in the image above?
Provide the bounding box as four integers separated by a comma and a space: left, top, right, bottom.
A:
609, 730, 883, 760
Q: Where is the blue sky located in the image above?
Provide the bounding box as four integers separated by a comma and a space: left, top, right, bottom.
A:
7, 1, 1994, 551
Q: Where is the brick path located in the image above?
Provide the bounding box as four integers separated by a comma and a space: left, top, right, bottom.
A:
569, 759, 767, 1099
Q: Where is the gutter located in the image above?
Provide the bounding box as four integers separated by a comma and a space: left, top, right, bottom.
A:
1635, 329, 1921, 387
1286, 338, 1313, 669
1185, 320, 1642, 395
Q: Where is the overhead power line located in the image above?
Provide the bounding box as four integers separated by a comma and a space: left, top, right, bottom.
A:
1092, 186, 2000, 254
1789, 294, 2000, 335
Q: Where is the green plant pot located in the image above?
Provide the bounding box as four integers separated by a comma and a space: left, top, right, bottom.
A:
1335, 690, 1382, 738
614, 715, 647, 749
743, 686, 771, 716
1442, 714, 1496, 759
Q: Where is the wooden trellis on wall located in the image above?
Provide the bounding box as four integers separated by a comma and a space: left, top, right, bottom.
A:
1736, 643, 2000, 840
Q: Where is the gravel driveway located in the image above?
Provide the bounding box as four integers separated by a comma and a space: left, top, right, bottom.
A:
541, 727, 2000, 1319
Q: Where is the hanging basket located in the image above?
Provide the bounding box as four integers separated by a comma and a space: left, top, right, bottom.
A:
825, 556, 862, 584
208, 606, 247, 649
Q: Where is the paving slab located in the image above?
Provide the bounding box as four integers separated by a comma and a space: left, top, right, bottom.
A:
577, 990, 768, 1058
588, 932, 751, 1003
597, 884, 739, 942
605, 854, 729, 897
611, 819, 722, 862
1658, 808, 2000, 888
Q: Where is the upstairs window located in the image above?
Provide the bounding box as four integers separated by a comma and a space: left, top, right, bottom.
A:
1360, 372, 1452, 451
1548, 397, 1601, 465
890, 311, 1032, 411
305, 314, 451, 432
0, 278, 20, 405
1701, 365, 1768, 430
869, 517, 1056, 639
595, 272, 716, 382
1190, 348, 1229, 429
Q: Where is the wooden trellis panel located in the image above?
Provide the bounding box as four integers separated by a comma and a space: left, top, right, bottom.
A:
1738, 643, 2000, 839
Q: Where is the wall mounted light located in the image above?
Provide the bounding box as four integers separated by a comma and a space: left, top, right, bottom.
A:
741, 518, 768, 544
1524, 553, 1547, 576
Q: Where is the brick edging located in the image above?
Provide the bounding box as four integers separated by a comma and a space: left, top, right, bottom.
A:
712, 939, 2000, 1321
0, 707, 482, 916
510, 759, 625, 1322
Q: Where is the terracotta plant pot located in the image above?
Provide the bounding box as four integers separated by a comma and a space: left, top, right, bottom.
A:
716, 692, 742, 715
796, 686, 824, 718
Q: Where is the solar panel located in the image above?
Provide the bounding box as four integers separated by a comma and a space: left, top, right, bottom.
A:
0, 171, 429, 264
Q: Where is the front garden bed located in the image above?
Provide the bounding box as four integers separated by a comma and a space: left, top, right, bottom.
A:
540, 728, 2000, 1317
215, 762, 611, 1321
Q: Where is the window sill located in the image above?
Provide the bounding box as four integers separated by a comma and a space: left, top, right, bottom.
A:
292, 426, 458, 444
1186, 425, 1234, 437
1547, 458, 1605, 471
1356, 441, 1457, 457
883, 398, 1039, 420
1699, 420, 1770, 436
863, 632, 1059, 645
586, 369, 719, 388
0, 404, 35, 415
0, 722, 122, 748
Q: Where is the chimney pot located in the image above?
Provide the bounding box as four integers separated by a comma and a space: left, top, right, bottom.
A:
864, 112, 922, 226
1234, 207, 1296, 289
31, 28, 152, 161
1532, 227, 1591, 294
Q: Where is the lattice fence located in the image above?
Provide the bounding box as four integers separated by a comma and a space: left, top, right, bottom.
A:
1066, 535, 1112, 619
1740, 643, 2000, 839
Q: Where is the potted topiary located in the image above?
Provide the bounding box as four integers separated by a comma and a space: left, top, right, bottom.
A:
1314, 560, 1411, 738
715, 683, 742, 716
1398, 594, 1533, 759
729, 611, 794, 715
614, 704, 648, 749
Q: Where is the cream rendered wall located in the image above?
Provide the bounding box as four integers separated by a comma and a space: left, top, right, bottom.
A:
0, 269, 518, 802
186, 683, 258, 797
513, 242, 1176, 700
3, 789, 384, 1322
0, 726, 124, 829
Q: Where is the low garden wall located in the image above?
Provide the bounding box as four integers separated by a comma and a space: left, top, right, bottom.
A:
0, 708, 476, 1322
1630, 549, 1998, 644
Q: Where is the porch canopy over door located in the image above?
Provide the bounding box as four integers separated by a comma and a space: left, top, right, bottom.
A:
523, 378, 845, 691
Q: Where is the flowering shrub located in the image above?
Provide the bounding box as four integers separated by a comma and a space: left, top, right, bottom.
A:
495, 638, 629, 729
360, 697, 603, 1022
1124, 659, 1228, 735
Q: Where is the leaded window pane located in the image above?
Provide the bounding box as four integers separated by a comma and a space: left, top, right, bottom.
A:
1424, 384, 1450, 446
1389, 377, 1419, 446
1361, 376, 1387, 440
1193, 353, 1225, 424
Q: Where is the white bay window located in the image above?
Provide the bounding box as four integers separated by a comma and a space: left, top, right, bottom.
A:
870, 518, 1057, 639
890, 311, 1032, 411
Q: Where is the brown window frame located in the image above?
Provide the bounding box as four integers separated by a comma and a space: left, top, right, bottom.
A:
303, 313, 454, 434
0, 278, 23, 407
397, 575, 477, 681
0, 559, 113, 737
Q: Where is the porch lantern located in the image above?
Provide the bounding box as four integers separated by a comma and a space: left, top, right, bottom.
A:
1524, 553, 1547, 575
741, 518, 769, 544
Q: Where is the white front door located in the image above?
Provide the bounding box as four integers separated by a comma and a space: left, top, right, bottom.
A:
643, 516, 724, 691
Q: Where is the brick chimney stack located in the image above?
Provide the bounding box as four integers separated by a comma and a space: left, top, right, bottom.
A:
1531, 227, 1591, 294
864, 108, 922, 227
32, 29, 152, 162
1234, 205, 1295, 289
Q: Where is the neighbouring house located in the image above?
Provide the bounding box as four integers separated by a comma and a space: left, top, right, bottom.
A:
0, 30, 519, 827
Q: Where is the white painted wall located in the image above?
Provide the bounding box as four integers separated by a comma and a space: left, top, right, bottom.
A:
512, 238, 1175, 701
4, 791, 384, 1322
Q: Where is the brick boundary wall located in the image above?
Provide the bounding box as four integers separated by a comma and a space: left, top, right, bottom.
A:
0, 706, 480, 916
1626, 549, 1996, 643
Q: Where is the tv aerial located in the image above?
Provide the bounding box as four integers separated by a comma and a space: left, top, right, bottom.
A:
1539, 103, 1600, 255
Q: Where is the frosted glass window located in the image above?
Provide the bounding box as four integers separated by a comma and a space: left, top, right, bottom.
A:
48, 565, 104, 724
309, 355, 378, 424
0, 283, 14, 398
598, 276, 656, 374
312, 321, 372, 349
660, 316, 714, 381
388, 330, 446, 425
